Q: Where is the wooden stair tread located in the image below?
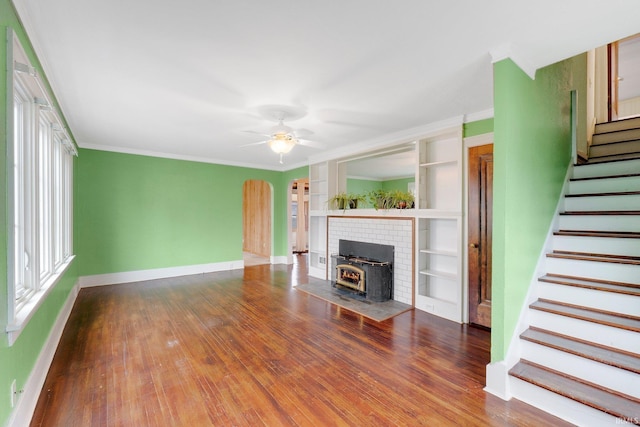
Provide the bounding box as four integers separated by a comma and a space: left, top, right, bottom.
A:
587, 153, 640, 163
509, 360, 640, 421
547, 250, 640, 265
570, 172, 640, 182
591, 137, 640, 147
594, 116, 640, 131
521, 327, 640, 374
555, 230, 640, 239
576, 154, 640, 165
539, 273, 640, 296
530, 299, 640, 332
560, 210, 640, 215
565, 190, 640, 198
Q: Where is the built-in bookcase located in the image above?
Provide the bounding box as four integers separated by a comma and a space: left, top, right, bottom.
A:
307, 125, 464, 322
415, 130, 463, 322
308, 161, 336, 279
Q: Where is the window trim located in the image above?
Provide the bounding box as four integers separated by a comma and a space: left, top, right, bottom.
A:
6, 29, 78, 346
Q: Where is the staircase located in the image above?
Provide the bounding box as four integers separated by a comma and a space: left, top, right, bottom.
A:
507, 147, 640, 425
588, 116, 640, 162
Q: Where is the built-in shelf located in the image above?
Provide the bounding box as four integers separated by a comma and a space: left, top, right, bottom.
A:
419, 249, 457, 257
415, 129, 463, 322
419, 269, 457, 280
307, 125, 464, 322
308, 161, 337, 280
419, 159, 457, 168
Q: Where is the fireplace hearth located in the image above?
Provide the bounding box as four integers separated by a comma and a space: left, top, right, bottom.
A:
331, 240, 393, 302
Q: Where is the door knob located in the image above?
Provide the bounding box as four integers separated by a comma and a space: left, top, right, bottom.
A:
469, 243, 479, 249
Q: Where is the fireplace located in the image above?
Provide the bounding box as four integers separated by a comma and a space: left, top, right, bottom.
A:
331, 240, 393, 302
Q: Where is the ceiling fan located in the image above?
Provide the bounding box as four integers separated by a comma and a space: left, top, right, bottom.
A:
243, 105, 323, 163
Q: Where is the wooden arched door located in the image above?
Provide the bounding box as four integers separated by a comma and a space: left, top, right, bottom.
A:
242, 180, 271, 259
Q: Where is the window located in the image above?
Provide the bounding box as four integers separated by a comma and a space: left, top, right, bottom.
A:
7, 30, 77, 345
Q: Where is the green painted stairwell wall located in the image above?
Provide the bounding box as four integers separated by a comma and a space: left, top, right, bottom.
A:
491, 55, 587, 362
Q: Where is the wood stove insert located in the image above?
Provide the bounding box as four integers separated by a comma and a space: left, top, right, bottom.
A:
331, 240, 393, 302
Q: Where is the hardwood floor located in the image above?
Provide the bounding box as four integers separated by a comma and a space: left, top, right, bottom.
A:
30, 256, 570, 426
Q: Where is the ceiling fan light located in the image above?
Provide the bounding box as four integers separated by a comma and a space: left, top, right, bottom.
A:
268, 136, 296, 154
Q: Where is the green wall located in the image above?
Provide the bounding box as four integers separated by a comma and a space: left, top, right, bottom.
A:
381, 177, 414, 192
346, 177, 415, 209
0, 2, 79, 426
464, 118, 494, 138
76, 149, 305, 276
491, 55, 587, 361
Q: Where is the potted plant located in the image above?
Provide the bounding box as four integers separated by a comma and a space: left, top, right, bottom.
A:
329, 192, 365, 210
390, 189, 415, 209
347, 193, 366, 209
368, 189, 394, 210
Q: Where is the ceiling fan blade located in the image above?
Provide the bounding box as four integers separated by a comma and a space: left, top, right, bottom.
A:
243, 130, 271, 137
293, 128, 314, 138
240, 140, 268, 147
297, 139, 326, 149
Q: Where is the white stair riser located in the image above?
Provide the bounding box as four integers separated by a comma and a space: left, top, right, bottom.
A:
538, 282, 638, 317
569, 175, 640, 194
595, 118, 640, 134
564, 194, 640, 211
572, 158, 640, 179
558, 214, 640, 233
509, 376, 621, 427
546, 257, 640, 285
528, 310, 640, 353
553, 235, 640, 257
520, 341, 639, 398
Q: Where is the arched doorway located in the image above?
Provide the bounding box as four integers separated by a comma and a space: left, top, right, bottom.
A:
242, 180, 272, 266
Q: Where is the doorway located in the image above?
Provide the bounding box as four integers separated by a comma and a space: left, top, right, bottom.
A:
290, 178, 309, 255
468, 143, 493, 329
242, 180, 271, 266
614, 34, 640, 120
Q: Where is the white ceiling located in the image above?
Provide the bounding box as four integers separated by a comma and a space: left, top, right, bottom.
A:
13, 0, 640, 171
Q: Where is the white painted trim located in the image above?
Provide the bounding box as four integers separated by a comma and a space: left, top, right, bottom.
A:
464, 109, 494, 123
79, 261, 244, 288
484, 361, 511, 400
7, 256, 76, 346
309, 116, 464, 164
7, 279, 80, 427
484, 160, 573, 401
270, 255, 288, 265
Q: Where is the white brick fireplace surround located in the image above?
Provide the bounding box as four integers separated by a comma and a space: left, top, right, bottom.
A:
328, 216, 414, 305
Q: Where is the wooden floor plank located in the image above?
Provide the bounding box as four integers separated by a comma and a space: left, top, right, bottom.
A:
30, 257, 570, 426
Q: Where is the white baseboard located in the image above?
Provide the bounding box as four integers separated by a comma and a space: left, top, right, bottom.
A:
8, 280, 80, 427
270, 255, 288, 265
78, 260, 244, 288
484, 360, 512, 400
